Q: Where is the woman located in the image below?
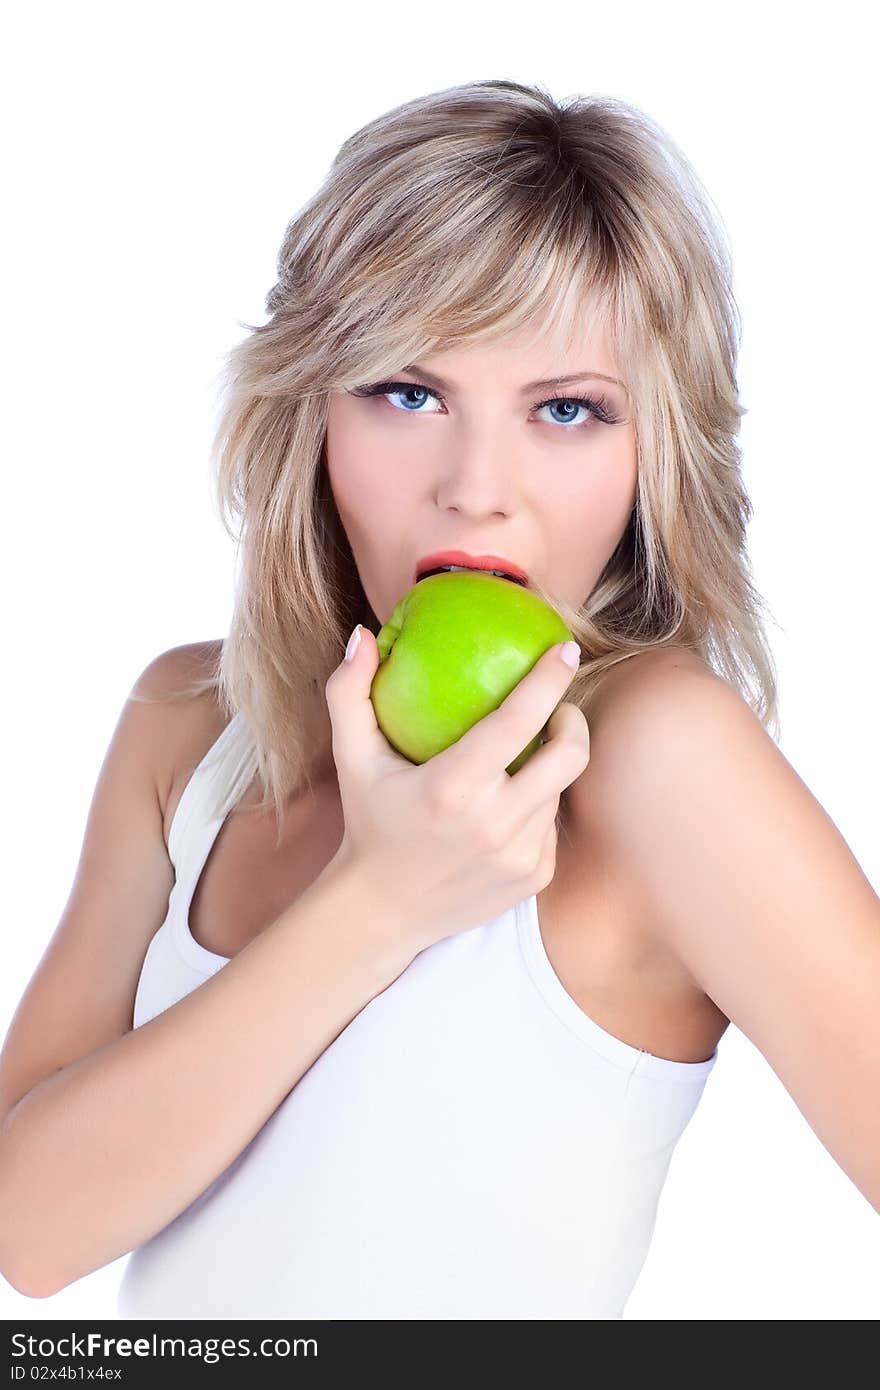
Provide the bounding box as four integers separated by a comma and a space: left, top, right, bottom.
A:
1, 79, 876, 1320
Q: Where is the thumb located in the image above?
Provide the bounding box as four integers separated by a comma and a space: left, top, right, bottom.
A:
325, 623, 390, 774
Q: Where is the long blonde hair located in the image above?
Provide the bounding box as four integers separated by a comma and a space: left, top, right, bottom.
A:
134, 79, 780, 844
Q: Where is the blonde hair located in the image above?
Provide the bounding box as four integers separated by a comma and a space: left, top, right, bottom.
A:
134, 78, 781, 846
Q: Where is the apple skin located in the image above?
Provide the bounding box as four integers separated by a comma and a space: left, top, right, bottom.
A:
370, 570, 575, 776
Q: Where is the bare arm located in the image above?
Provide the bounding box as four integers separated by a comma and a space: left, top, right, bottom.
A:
0, 629, 587, 1300
0, 857, 413, 1298
581, 657, 880, 1213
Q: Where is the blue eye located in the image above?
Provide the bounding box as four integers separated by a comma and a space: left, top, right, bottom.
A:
375, 384, 442, 414
534, 398, 598, 427
349, 379, 621, 429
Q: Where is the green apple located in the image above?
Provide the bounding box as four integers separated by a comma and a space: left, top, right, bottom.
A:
370, 570, 575, 776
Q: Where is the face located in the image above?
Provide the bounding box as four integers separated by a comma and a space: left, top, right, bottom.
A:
323, 316, 637, 627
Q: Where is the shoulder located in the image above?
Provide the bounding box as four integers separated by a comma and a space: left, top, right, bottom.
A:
571, 642, 762, 854
569, 644, 737, 800
133, 639, 224, 699
564, 645, 759, 978
570, 643, 807, 991
131, 639, 228, 815
575, 646, 748, 803
586, 644, 761, 781
584, 644, 728, 734
571, 652, 880, 1215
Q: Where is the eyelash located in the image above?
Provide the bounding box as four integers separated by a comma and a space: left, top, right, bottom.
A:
349, 379, 621, 429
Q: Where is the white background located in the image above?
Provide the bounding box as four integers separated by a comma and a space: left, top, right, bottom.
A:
2, 0, 877, 1321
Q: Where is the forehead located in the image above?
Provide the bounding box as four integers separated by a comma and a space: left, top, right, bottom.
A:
424, 300, 620, 380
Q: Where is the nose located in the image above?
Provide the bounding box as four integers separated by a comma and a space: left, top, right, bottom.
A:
433, 432, 518, 518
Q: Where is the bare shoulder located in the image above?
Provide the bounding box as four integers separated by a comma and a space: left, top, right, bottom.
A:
135, 638, 224, 698
134, 639, 228, 821
570, 649, 880, 1214
584, 644, 724, 730
568, 644, 730, 796
0, 639, 228, 1176
562, 645, 745, 991
569, 641, 754, 863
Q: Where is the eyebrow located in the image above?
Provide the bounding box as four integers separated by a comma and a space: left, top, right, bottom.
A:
400, 363, 627, 394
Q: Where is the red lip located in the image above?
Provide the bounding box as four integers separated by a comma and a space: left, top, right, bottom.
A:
414, 550, 529, 585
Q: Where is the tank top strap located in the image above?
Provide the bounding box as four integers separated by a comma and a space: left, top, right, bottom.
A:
167, 709, 256, 871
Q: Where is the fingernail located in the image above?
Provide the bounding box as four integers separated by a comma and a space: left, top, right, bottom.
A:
344, 624, 362, 663
559, 641, 580, 670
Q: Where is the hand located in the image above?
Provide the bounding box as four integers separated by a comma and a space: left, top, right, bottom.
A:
323, 624, 590, 954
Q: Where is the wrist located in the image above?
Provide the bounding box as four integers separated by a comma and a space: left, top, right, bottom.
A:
314, 848, 424, 986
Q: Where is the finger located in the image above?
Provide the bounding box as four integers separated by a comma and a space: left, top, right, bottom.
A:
502, 699, 590, 822
435, 641, 581, 790
324, 625, 399, 778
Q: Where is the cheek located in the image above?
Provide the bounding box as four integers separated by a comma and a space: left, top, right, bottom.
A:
553, 456, 635, 535
588, 463, 637, 539
325, 412, 374, 515
547, 441, 637, 583
324, 416, 416, 542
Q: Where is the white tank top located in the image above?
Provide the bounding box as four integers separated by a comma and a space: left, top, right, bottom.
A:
117, 709, 718, 1320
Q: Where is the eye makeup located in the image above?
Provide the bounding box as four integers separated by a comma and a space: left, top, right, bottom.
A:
348, 378, 622, 429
